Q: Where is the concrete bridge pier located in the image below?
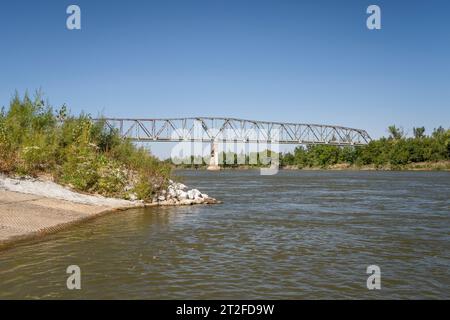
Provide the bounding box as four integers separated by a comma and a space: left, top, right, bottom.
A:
207, 141, 221, 171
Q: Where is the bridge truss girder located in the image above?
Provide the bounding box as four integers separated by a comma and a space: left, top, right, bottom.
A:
97, 117, 371, 146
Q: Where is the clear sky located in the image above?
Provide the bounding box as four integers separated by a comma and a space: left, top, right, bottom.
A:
0, 0, 449, 158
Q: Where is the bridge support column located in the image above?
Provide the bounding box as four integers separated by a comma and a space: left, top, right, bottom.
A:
207, 141, 221, 171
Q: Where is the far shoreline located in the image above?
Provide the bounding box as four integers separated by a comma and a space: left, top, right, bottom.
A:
172, 160, 450, 172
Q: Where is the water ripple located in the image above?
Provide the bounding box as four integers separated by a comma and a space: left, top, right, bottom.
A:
0, 170, 449, 299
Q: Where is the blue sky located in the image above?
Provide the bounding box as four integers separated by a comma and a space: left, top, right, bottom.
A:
0, 0, 449, 157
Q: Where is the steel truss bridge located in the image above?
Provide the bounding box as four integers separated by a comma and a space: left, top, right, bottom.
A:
98, 117, 371, 146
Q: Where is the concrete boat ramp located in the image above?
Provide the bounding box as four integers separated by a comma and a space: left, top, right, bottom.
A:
0, 190, 129, 250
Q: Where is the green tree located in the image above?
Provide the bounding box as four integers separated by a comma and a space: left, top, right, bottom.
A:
413, 127, 425, 139
388, 125, 404, 140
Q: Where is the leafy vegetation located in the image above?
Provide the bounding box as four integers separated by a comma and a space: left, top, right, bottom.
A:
171, 126, 450, 170
0, 92, 171, 200
278, 125, 449, 169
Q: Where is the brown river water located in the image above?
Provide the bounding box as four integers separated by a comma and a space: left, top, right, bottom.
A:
0, 170, 449, 299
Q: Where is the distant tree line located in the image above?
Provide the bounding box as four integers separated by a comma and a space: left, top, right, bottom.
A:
171, 125, 450, 169
280, 125, 449, 168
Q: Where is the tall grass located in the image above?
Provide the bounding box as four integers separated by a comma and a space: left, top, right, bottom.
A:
0, 92, 170, 201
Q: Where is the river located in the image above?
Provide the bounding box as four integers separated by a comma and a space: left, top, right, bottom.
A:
0, 170, 449, 299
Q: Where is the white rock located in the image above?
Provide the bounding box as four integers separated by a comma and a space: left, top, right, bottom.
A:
176, 190, 187, 199
129, 193, 138, 201
165, 198, 176, 205
158, 195, 166, 201
175, 183, 187, 190
191, 189, 202, 199
168, 187, 177, 198
179, 199, 194, 205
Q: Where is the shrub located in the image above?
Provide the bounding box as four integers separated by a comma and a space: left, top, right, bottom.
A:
96, 155, 128, 197
0, 117, 17, 173
61, 142, 99, 191
18, 134, 57, 175
0, 92, 171, 200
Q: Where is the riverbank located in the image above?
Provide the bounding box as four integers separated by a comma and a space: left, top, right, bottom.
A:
173, 160, 450, 171
282, 160, 450, 171
0, 175, 219, 250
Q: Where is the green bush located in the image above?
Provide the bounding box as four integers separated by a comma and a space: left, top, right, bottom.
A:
0, 116, 17, 172
96, 155, 128, 197
282, 127, 450, 169
61, 143, 100, 191
18, 133, 58, 175
0, 92, 171, 200
132, 177, 154, 201
205, 125, 450, 169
